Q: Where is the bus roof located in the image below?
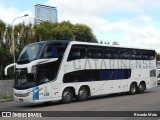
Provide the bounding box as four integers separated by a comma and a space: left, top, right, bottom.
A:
70, 41, 155, 51
27, 40, 155, 51
28, 40, 70, 45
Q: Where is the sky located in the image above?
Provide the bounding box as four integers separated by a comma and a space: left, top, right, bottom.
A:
0, 0, 160, 51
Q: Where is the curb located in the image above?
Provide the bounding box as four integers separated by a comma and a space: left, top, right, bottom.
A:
0, 98, 14, 102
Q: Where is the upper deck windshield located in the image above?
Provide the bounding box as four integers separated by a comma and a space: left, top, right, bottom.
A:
18, 41, 69, 64
18, 43, 43, 64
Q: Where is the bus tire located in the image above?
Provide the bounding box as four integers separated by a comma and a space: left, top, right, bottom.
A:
61, 88, 73, 104
138, 83, 145, 94
77, 86, 89, 102
129, 83, 137, 95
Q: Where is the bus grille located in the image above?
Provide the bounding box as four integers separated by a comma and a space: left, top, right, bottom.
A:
14, 93, 29, 97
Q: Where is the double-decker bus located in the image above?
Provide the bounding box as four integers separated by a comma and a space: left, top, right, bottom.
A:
5, 40, 157, 103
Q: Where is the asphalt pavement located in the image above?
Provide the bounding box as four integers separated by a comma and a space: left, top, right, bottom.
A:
0, 84, 160, 120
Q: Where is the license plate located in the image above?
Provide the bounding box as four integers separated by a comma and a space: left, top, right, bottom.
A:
19, 98, 23, 102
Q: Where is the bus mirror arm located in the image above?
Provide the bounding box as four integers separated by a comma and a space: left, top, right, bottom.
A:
5, 63, 16, 76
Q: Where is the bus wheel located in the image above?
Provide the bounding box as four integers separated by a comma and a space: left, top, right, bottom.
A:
61, 88, 73, 104
138, 83, 145, 94
77, 86, 89, 101
129, 83, 137, 95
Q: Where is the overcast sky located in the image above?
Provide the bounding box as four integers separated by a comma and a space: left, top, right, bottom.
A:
0, 0, 160, 51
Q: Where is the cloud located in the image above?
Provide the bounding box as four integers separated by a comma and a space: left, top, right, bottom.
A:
45, 0, 160, 51
44, 0, 160, 33
1, 0, 160, 51
0, 5, 32, 25
125, 25, 160, 50
45, 0, 160, 18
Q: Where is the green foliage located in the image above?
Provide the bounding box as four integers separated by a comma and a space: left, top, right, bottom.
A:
34, 21, 97, 42
53, 21, 74, 40
157, 53, 160, 61
0, 20, 97, 79
73, 24, 97, 42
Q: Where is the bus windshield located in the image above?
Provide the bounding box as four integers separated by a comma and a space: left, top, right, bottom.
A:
14, 69, 36, 89
18, 43, 43, 64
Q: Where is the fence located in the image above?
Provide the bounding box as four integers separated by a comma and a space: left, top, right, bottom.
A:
0, 80, 14, 100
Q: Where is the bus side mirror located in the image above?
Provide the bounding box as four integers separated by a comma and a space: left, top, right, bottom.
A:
5, 63, 16, 75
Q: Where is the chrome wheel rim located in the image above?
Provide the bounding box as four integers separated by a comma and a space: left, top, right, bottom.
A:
79, 89, 87, 99
63, 91, 71, 102
131, 86, 136, 93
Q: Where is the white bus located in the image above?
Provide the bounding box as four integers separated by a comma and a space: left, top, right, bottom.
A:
5, 40, 157, 103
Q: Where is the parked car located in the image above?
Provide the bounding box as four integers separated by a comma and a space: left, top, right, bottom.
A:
157, 61, 160, 69
157, 69, 160, 84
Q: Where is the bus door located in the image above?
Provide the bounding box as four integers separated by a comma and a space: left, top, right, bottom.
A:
113, 69, 130, 93
121, 79, 128, 92
91, 81, 103, 96
101, 80, 113, 95
38, 70, 52, 100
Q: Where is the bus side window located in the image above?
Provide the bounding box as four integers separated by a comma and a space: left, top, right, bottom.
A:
88, 48, 95, 58
111, 48, 119, 59
39, 70, 51, 84
142, 50, 148, 60
113, 69, 121, 79
120, 49, 130, 59
88, 47, 103, 59
126, 69, 131, 78
131, 49, 143, 60
148, 50, 155, 60
104, 49, 111, 59
104, 48, 115, 59
50, 47, 57, 57
99, 69, 113, 80
57, 47, 65, 58
67, 45, 87, 61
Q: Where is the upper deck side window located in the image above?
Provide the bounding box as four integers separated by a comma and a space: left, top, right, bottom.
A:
67, 45, 87, 61
88, 47, 103, 59
67, 43, 155, 61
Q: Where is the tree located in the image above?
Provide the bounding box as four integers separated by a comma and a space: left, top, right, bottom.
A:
34, 21, 55, 41
157, 53, 160, 61
53, 21, 74, 40
0, 20, 6, 46
72, 24, 97, 42
34, 21, 97, 42
0, 19, 98, 79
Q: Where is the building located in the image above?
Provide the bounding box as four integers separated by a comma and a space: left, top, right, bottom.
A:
35, 4, 58, 24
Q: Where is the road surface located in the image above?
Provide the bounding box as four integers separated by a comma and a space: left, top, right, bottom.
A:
0, 85, 160, 120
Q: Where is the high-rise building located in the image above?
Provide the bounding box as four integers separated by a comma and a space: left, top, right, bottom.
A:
35, 4, 58, 24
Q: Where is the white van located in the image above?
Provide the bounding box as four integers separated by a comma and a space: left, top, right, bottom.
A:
157, 61, 160, 84
157, 69, 160, 84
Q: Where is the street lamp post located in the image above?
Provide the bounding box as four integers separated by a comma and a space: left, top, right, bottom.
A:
11, 14, 29, 66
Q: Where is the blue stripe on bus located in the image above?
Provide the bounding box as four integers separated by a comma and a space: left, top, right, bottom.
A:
33, 86, 39, 100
